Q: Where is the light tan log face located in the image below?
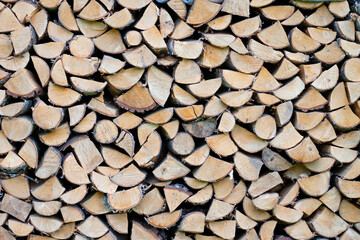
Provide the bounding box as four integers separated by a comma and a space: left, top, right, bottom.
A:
0, 0, 359, 239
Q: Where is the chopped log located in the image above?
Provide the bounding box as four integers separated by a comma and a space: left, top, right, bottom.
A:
298, 171, 330, 197
77, 216, 108, 238
310, 207, 348, 238
69, 35, 94, 58
252, 193, 279, 211
248, 172, 283, 198
4, 68, 41, 98
273, 205, 303, 224
281, 9, 304, 26
289, 27, 321, 53
231, 124, 268, 153
8, 219, 34, 237
33, 200, 61, 216
107, 186, 142, 212
0, 52, 30, 72
261, 5, 295, 20
243, 196, 271, 221
193, 156, 233, 182
29, 215, 63, 234
307, 27, 336, 45
58, 1, 78, 31
0, 193, 32, 221
229, 51, 263, 73
60, 185, 87, 205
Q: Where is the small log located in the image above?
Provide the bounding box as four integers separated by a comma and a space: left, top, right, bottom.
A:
273, 58, 300, 80
294, 86, 328, 111
99, 55, 125, 75
107, 186, 142, 212
304, 157, 335, 173
159, 8, 174, 38
33, 200, 61, 216
307, 27, 336, 45
273, 205, 303, 224
248, 172, 283, 198
310, 207, 348, 238
233, 105, 265, 124
243, 196, 271, 221
62, 54, 99, 77
29, 215, 63, 234
281, 10, 304, 26
289, 27, 321, 53
342, 58, 360, 82
39, 123, 70, 147
284, 220, 313, 240
259, 221, 277, 240
76, 18, 107, 38
34, 42, 65, 59
69, 35, 94, 58
208, 220, 236, 239
0, 52, 30, 72
77, 216, 108, 238
193, 156, 233, 182
8, 219, 34, 237
11, 26, 35, 56
116, 82, 156, 112
4, 68, 41, 98
208, 14, 232, 30
47, 21, 74, 43
252, 193, 279, 211
146, 210, 182, 229
179, 212, 205, 234
0, 175, 30, 199
298, 171, 330, 197
252, 67, 281, 93
336, 177, 360, 198
51, 58, 69, 87
147, 66, 173, 107
164, 185, 191, 212
94, 29, 126, 54
198, 44, 229, 68
257, 21, 289, 49
206, 199, 234, 221
72, 111, 97, 133
0, 194, 32, 222
229, 51, 263, 73
231, 124, 268, 153
123, 44, 157, 68
314, 42, 345, 65
284, 51, 309, 64
133, 188, 164, 215
61, 206, 85, 223
170, 19, 194, 40
78, 0, 107, 21
294, 198, 322, 217
248, 39, 284, 63
206, 133, 238, 157
134, 3, 158, 30
235, 210, 257, 230
174, 59, 201, 84
31, 56, 50, 87
261, 5, 295, 20
58, 1, 78, 31
60, 185, 87, 205
304, 5, 334, 27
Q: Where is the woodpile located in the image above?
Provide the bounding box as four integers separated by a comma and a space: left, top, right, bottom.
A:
0, 0, 360, 239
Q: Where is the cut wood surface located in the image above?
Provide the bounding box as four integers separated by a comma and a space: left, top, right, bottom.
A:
0, 0, 359, 239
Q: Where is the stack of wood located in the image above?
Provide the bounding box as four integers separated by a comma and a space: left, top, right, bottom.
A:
0, 0, 360, 239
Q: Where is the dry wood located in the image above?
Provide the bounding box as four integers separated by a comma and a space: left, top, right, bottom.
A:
0, 0, 357, 239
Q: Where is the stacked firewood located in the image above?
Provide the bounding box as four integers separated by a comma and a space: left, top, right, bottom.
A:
0, 0, 360, 239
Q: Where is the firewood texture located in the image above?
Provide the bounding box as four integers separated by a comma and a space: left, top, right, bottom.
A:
0, 0, 359, 239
